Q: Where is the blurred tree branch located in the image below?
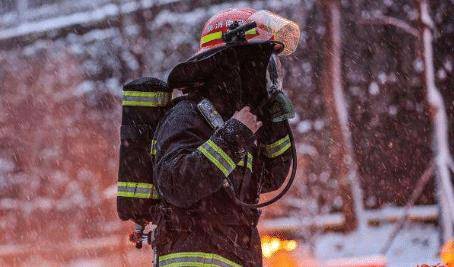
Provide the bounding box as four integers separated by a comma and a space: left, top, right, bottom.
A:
415, 0, 454, 241
358, 14, 419, 38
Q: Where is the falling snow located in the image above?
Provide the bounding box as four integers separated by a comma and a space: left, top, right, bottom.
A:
0, 0, 453, 266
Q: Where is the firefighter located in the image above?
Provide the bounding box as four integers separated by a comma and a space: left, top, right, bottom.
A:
152, 8, 300, 266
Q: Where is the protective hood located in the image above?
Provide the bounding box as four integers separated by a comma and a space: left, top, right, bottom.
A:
167, 42, 276, 117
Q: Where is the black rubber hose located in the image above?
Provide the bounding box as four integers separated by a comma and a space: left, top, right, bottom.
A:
226, 121, 297, 208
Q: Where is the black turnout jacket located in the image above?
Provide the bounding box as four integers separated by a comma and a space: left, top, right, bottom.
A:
152, 95, 291, 266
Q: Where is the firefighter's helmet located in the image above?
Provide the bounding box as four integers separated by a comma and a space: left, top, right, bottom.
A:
197, 8, 300, 57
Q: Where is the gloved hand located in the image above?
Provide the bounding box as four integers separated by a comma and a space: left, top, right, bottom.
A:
263, 91, 295, 123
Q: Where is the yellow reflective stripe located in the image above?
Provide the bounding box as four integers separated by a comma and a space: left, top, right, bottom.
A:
198, 145, 230, 177
269, 142, 291, 158
265, 135, 291, 158
201, 31, 223, 45
159, 252, 241, 267
200, 28, 257, 45
117, 181, 160, 199
246, 153, 253, 171
122, 101, 159, 107
160, 263, 203, 267
198, 140, 236, 177
118, 181, 153, 188
150, 139, 157, 156
122, 91, 170, 107
266, 135, 290, 150
123, 91, 167, 97
245, 28, 257, 35
122, 100, 164, 107
118, 191, 154, 198
206, 140, 235, 169
237, 152, 253, 172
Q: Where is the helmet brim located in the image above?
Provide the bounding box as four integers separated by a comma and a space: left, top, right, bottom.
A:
190, 40, 284, 61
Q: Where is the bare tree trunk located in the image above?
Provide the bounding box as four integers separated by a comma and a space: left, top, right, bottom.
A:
417, 0, 454, 242
320, 0, 365, 232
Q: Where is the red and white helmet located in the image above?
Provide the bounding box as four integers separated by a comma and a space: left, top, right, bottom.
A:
197, 8, 300, 56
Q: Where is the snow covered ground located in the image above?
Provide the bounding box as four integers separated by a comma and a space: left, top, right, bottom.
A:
0, 222, 441, 266
315, 223, 440, 267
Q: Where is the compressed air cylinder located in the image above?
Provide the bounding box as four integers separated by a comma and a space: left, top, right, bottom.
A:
117, 77, 171, 223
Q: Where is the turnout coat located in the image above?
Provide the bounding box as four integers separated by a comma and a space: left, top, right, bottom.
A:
152, 95, 291, 267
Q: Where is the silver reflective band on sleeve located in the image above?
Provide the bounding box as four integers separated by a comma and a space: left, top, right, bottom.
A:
122, 91, 170, 107
237, 152, 253, 172
197, 140, 236, 177
265, 135, 291, 158
117, 182, 160, 199
159, 252, 241, 267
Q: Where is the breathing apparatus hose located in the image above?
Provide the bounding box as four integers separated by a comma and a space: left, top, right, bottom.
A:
225, 121, 297, 208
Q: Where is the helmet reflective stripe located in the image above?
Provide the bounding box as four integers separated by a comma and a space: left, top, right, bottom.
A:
159, 252, 241, 267
200, 28, 258, 46
264, 135, 291, 158
200, 31, 223, 45
198, 139, 236, 177
122, 91, 170, 107
117, 182, 160, 199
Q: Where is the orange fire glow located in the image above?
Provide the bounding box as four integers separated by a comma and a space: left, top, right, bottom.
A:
261, 235, 298, 258
441, 239, 454, 267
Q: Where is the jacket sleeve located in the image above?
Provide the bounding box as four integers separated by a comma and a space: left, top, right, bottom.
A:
255, 121, 292, 193
153, 102, 254, 208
